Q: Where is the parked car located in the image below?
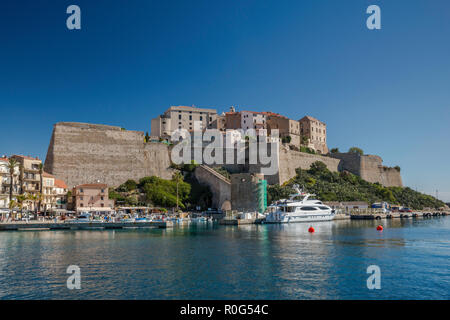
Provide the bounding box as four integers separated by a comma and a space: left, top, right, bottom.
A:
400, 208, 412, 213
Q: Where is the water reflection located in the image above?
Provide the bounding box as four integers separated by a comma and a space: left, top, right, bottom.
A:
0, 217, 448, 299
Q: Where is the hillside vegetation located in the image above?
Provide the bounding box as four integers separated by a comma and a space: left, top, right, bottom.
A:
109, 163, 212, 210
268, 161, 445, 210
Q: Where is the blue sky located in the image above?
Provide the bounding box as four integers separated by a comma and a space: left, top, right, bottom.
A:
1, 0, 449, 201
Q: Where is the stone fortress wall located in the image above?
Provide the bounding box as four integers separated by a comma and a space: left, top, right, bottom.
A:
329, 152, 403, 187
44, 122, 403, 190
44, 122, 173, 188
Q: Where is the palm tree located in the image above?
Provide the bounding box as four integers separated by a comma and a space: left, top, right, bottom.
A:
7, 159, 18, 206
28, 193, 40, 215
15, 194, 28, 219
172, 172, 183, 212
38, 163, 43, 213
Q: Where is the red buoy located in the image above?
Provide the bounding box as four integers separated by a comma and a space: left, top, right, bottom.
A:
376, 225, 383, 231
308, 227, 315, 233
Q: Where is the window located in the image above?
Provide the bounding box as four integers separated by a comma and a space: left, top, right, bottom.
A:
101, 203, 104, 207
101, 196, 104, 201
209, 117, 212, 121
200, 116, 203, 121
189, 115, 192, 120
301, 206, 318, 211
80, 196, 83, 200
80, 203, 83, 207
101, 189, 104, 193
80, 188, 83, 193
178, 115, 181, 120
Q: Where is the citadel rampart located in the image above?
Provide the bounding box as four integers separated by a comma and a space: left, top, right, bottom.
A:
329, 152, 402, 187
44, 122, 173, 188
44, 122, 403, 190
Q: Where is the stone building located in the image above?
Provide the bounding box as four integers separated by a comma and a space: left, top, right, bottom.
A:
72, 183, 114, 212
299, 116, 328, 154
265, 112, 301, 147
224, 107, 268, 133
208, 113, 226, 131
151, 106, 218, 138
225, 109, 242, 130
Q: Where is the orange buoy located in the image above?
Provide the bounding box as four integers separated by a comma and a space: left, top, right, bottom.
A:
308, 227, 315, 233
376, 225, 383, 231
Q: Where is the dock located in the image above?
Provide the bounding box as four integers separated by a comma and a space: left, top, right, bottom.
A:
0, 220, 173, 231
350, 211, 448, 220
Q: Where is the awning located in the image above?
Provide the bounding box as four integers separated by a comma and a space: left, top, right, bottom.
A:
76, 207, 114, 212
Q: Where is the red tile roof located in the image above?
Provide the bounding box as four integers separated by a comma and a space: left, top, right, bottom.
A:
42, 172, 54, 178
75, 183, 108, 189
12, 155, 40, 160
299, 115, 325, 124
54, 179, 68, 189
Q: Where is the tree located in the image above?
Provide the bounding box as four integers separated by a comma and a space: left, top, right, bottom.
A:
145, 132, 150, 143
300, 135, 309, 146
348, 147, 364, 156
16, 194, 28, 217
309, 161, 328, 174
38, 163, 44, 213
172, 172, 183, 212
282, 136, 292, 144
29, 193, 39, 214
7, 159, 18, 206
330, 148, 339, 153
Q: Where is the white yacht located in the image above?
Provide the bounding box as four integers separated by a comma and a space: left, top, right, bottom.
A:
265, 185, 335, 223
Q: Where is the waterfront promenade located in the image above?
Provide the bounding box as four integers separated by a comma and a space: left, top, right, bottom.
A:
0, 220, 173, 231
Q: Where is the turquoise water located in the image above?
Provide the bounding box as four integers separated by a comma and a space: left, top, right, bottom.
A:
0, 217, 449, 300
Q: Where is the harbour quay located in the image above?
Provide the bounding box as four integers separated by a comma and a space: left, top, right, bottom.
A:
350, 209, 448, 220
0, 220, 173, 231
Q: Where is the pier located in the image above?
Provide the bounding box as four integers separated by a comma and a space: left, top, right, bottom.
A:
0, 220, 173, 231
350, 210, 448, 220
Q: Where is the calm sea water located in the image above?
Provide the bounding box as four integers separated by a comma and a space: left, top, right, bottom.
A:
0, 217, 449, 300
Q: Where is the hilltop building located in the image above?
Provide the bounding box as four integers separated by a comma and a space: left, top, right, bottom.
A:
299, 116, 328, 154
265, 112, 301, 147
151, 106, 218, 138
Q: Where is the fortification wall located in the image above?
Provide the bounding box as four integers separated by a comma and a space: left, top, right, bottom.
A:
359, 155, 403, 187
194, 165, 231, 210
329, 153, 403, 187
277, 146, 340, 185
44, 122, 173, 188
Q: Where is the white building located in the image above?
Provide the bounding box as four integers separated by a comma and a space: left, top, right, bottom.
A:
42, 172, 68, 211
240, 111, 267, 131
0, 157, 20, 208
